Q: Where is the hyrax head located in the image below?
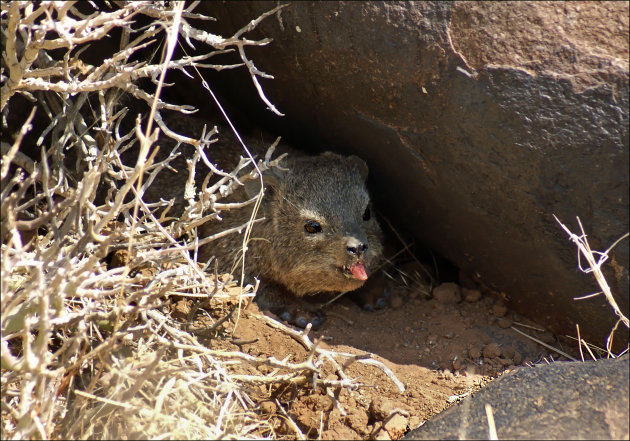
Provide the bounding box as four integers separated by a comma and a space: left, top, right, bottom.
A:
248, 152, 383, 297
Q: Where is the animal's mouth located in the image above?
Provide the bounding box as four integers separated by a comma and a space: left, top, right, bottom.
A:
343, 262, 368, 281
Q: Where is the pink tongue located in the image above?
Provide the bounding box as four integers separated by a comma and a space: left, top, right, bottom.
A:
350, 262, 368, 281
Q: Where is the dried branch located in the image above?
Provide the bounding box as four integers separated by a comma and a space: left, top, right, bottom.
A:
554, 215, 629, 356
257, 313, 406, 394
1, 2, 288, 439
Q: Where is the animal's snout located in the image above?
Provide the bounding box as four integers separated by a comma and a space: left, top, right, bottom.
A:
346, 236, 368, 257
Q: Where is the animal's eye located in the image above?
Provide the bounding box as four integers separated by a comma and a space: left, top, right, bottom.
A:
363, 206, 371, 221
304, 220, 322, 234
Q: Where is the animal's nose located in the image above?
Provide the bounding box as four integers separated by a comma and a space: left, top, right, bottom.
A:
346, 237, 368, 256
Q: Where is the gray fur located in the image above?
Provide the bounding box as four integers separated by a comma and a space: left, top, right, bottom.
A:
139, 119, 383, 298
198, 149, 383, 297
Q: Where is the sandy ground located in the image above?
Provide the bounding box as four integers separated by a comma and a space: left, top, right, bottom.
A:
170, 261, 576, 440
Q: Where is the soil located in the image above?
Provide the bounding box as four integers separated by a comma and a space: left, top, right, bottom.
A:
170, 261, 578, 440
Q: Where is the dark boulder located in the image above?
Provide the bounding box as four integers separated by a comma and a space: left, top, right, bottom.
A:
403, 356, 629, 440
185, 2, 629, 348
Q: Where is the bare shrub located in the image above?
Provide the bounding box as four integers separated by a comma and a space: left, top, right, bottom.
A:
0, 1, 281, 438
1, 2, 404, 439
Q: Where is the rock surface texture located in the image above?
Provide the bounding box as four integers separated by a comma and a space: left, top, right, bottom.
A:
403, 356, 630, 440
191, 1, 629, 348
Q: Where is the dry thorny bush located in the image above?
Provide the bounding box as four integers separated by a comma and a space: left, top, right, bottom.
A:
0, 2, 404, 439
3, 2, 628, 440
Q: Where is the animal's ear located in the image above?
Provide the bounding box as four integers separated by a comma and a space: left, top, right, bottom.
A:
244, 167, 286, 198
347, 155, 369, 182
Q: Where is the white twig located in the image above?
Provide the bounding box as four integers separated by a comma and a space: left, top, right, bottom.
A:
257, 313, 406, 393
554, 215, 629, 336
485, 404, 498, 440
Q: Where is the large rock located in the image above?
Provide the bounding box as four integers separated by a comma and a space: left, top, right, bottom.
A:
403, 356, 629, 440
188, 2, 629, 347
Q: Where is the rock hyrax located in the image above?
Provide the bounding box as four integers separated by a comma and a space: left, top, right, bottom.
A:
142, 123, 383, 326
199, 150, 383, 300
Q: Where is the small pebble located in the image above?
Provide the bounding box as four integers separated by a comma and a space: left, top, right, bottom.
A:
170, 299, 191, 320
432, 283, 462, 304
390, 295, 404, 309
259, 400, 277, 415
463, 288, 482, 303
482, 342, 502, 359
369, 397, 396, 420
468, 347, 482, 359
492, 303, 509, 317
375, 297, 388, 309
384, 414, 409, 439
439, 360, 451, 370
